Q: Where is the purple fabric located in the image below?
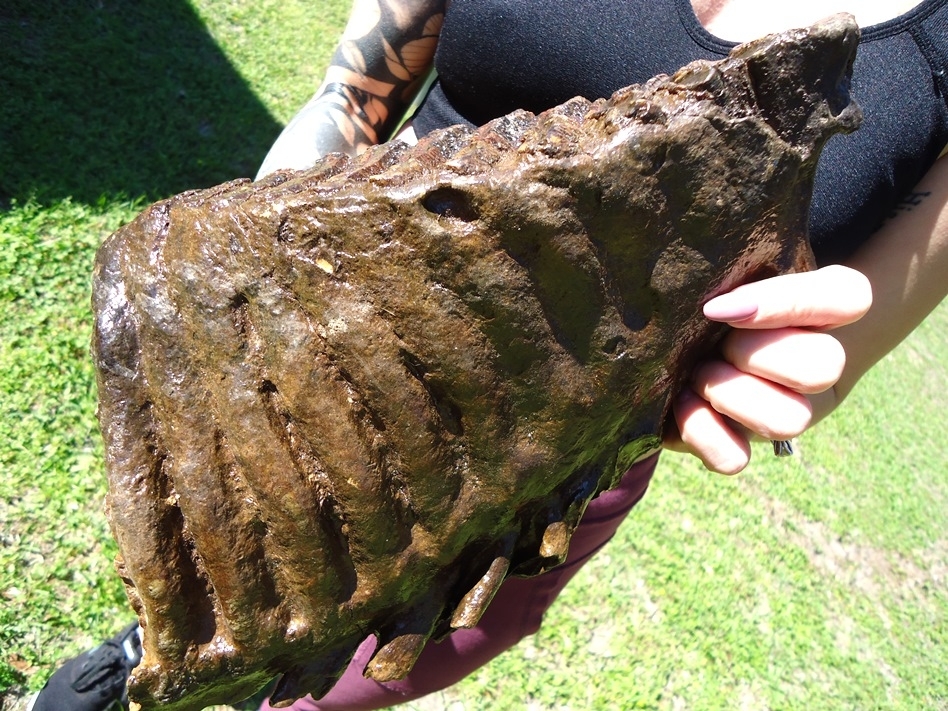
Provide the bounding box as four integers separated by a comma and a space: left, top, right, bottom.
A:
261, 454, 659, 711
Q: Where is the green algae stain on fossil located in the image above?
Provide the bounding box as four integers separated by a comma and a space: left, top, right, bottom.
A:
92, 16, 860, 710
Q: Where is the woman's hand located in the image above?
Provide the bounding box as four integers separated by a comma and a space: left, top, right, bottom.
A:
665, 265, 872, 474
667, 146, 948, 475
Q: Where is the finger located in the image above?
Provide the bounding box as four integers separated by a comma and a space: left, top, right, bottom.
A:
692, 361, 813, 441
669, 388, 751, 475
703, 264, 872, 330
721, 327, 846, 394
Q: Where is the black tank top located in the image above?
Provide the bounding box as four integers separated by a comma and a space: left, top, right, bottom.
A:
413, 0, 948, 264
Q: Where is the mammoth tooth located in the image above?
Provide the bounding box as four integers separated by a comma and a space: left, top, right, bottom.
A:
95, 216, 213, 661
93, 16, 862, 711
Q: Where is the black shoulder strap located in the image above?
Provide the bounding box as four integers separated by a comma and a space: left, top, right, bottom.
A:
911, 1, 948, 101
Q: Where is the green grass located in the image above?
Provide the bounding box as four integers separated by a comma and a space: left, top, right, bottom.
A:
0, 198, 138, 690
0, 0, 340, 700
2, 1, 947, 709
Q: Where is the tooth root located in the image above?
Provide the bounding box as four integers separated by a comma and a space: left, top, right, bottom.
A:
450, 555, 511, 629
539, 520, 571, 561
268, 669, 305, 708
364, 633, 429, 682
268, 656, 348, 708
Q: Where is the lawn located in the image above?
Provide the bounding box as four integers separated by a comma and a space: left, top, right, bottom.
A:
2, 1, 946, 710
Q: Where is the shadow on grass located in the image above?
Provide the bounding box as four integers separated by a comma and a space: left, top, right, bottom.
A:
0, 0, 283, 206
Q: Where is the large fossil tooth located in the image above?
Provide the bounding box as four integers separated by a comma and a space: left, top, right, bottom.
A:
93, 15, 861, 711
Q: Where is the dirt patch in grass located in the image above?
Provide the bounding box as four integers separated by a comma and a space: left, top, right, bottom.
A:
762, 493, 941, 603
753, 484, 948, 704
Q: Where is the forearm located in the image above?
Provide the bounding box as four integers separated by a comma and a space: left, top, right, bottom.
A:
257, 0, 444, 178
813, 155, 948, 421
321, 0, 445, 149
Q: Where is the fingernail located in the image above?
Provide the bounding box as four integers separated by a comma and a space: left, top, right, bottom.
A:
703, 292, 758, 322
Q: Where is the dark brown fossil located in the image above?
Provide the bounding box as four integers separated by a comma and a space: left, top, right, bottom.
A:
92, 16, 860, 711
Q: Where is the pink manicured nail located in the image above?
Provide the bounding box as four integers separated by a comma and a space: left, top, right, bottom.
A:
703, 292, 758, 322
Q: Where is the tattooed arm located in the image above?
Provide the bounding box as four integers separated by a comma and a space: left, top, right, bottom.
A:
257, 0, 445, 179
827, 163, 948, 402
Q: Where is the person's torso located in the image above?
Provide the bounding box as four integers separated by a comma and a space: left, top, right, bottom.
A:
413, 0, 948, 263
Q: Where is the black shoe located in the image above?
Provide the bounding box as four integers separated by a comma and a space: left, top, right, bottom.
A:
28, 622, 143, 711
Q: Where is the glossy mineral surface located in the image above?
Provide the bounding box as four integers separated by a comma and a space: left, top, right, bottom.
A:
93, 16, 860, 710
